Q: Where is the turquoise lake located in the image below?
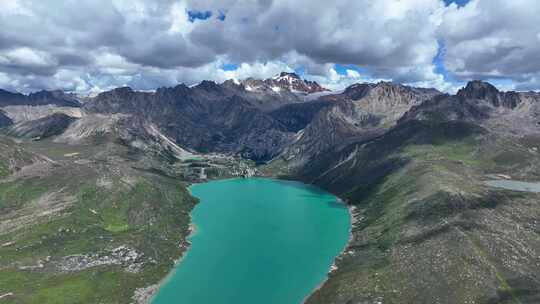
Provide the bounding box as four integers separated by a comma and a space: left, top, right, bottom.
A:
152, 178, 350, 304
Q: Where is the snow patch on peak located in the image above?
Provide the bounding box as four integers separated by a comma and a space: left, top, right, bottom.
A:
275, 75, 296, 84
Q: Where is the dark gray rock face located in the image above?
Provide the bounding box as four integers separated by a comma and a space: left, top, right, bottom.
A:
269, 99, 334, 132
83, 79, 444, 164
296, 81, 540, 304
0, 109, 13, 127
27, 90, 81, 107
400, 81, 540, 136
84, 83, 296, 162
399, 94, 492, 123
241, 72, 327, 95
0, 73, 329, 163
80, 74, 334, 162
457, 80, 524, 109
281, 82, 442, 166
293, 80, 540, 183
0, 89, 25, 105
0, 89, 80, 107
7, 113, 77, 139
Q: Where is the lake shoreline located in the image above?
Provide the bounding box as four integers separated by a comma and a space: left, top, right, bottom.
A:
133, 178, 240, 304
137, 176, 352, 304
302, 200, 357, 304
132, 186, 199, 304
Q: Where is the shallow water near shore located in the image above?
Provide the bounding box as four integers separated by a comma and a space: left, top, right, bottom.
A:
485, 179, 540, 193
151, 178, 350, 304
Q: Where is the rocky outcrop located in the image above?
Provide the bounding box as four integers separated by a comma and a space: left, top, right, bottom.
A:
0, 109, 13, 127
345, 81, 441, 122
0, 89, 81, 130
302, 130, 540, 304
270, 99, 334, 132
0, 89, 80, 107
242, 72, 328, 95
0, 105, 82, 124
280, 82, 441, 167
54, 113, 126, 144
398, 94, 491, 123
0, 73, 329, 162
289, 80, 540, 304
53, 246, 144, 273
273, 72, 327, 93
7, 113, 76, 139
400, 80, 540, 136
457, 80, 522, 109
292, 80, 540, 188
83, 84, 297, 162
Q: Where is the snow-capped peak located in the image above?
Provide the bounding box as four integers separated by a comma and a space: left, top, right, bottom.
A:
271, 72, 328, 94
273, 72, 301, 84
238, 72, 328, 94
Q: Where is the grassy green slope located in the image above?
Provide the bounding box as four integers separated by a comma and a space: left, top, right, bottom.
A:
0, 136, 196, 303
296, 120, 540, 304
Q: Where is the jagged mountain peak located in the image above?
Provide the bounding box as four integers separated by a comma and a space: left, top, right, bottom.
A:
29, 89, 61, 98
221, 79, 242, 88
375, 80, 396, 87
342, 81, 441, 102
0, 88, 80, 107
96, 86, 134, 99
158, 83, 190, 94
342, 81, 411, 93
342, 83, 373, 100
0, 109, 13, 127
238, 72, 328, 95
274, 72, 301, 81
456, 80, 523, 109
457, 80, 500, 99
271, 72, 328, 94
28, 89, 78, 102
195, 80, 221, 90
0, 88, 25, 101
372, 81, 436, 93
111, 86, 134, 93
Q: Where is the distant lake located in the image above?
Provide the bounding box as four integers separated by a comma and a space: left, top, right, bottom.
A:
485, 179, 540, 193
152, 178, 350, 304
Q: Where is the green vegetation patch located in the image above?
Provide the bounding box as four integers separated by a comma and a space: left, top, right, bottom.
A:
0, 268, 141, 304
0, 178, 49, 212
402, 140, 480, 166
0, 161, 9, 178
0, 172, 196, 303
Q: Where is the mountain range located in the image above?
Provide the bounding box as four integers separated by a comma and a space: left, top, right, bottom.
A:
1, 73, 540, 303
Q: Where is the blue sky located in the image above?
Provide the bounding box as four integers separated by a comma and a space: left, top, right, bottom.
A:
443, 0, 470, 6
187, 10, 212, 22
221, 63, 239, 71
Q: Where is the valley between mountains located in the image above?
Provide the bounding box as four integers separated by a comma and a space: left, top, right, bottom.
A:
1, 72, 540, 303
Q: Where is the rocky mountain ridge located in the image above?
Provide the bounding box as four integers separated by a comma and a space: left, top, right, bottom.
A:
2, 77, 540, 166
241, 72, 328, 94
282, 81, 540, 304
0, 89, 80, 107
0, 109, 12, 127
3, 76, 540, 166
274, 81, 442, 168
2, 75, 540, 303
